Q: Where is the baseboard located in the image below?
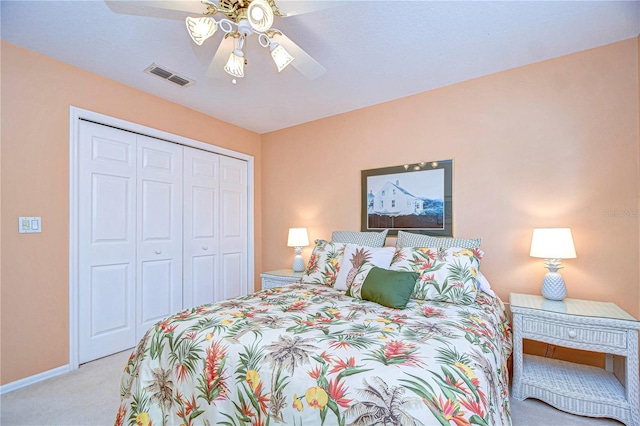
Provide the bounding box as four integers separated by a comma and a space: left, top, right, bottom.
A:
0, 364, 70, 395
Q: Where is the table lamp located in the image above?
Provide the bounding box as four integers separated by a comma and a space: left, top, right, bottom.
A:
287, 228, 309, 272
529, 227, 577, 301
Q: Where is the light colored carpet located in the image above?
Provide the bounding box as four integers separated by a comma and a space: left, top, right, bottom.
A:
0, 350, 624, 426
1, 350, 130, 426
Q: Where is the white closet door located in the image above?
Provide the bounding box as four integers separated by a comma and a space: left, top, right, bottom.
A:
183, 147, 220, 309
78, 121, 137, 363
74, 113, 251, 364
136, 136, 183, 340
219, 156, 248, 300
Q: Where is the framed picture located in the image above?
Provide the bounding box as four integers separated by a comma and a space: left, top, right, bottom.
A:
361, 160, 453, 236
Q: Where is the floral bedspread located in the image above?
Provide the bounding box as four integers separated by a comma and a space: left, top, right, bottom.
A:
116, 283, 512, 426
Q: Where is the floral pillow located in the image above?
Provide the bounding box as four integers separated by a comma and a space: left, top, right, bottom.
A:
389, 246, 483, 304
300, 240, 347, 287
335, 244, 395, 292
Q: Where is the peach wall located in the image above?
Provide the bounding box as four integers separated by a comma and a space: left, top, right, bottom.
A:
262, 38, 640, 319
2, 37, 639, 387
0, 41, 262, 385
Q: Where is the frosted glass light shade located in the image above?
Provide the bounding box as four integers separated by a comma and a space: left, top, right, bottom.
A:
287, 228, 309, 247
270, 43, 294, 72
185, 17, 217, 46
530, 228, 576, 259
247, 0, 274, 32
224, 50, 245, 78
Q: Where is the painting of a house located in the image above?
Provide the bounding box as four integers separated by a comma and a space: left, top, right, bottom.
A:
368, 179, 444, 216
362, 162, 452, 235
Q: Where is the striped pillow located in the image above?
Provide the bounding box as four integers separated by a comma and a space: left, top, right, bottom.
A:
331, 230, 388, 247
396, 231, 481, 249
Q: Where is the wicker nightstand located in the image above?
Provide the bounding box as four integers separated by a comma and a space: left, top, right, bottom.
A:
510, 293, 640, 425
260, 269, 303, 290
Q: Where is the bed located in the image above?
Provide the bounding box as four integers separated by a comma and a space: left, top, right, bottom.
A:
116, 237, 512, 426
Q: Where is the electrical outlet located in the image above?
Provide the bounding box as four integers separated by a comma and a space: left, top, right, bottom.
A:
19, 217, 41, 233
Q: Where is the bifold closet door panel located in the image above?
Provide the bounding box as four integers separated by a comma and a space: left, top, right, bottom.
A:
78, 121, 137, 363
219, 155, 248, 301
76, 119, 251, 363
183, 147, 220, 309
136, 135, 184, 340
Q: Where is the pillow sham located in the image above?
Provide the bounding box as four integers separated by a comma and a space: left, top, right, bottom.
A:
358, 267, 419, 309
396, 231, 482, 249
389, 246, 483, 304
331, 230, 389, 247
300, 239, 347, 287
334, 244, 395, 291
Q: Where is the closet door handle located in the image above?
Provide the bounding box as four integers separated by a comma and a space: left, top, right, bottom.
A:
155, 249, 162, 255
202, 246, 209, 251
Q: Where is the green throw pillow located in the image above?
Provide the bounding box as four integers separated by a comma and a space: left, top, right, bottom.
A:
360, 267, 418, 309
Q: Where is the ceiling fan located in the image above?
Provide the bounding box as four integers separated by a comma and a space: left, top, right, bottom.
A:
112, 0, 328, 81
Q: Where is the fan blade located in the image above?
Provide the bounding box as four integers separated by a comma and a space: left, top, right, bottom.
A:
273, 32, 326, 80
206, 35, 236, 78
276, 0, 347, 17
105, 0, 208, 18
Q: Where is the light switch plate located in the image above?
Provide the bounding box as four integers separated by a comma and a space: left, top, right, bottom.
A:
19, 217, 42, 233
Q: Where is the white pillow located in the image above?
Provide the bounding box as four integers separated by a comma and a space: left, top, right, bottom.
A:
476, 271, 496, 297
334, 244, 395, 291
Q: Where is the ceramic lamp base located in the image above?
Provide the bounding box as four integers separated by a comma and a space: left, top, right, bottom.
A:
292, 254, 305, 272
541, 271, 567, 301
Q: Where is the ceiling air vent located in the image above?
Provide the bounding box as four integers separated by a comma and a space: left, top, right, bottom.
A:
144, 63, 195, 88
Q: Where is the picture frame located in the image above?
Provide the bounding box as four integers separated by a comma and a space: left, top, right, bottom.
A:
361, 160, 453, 236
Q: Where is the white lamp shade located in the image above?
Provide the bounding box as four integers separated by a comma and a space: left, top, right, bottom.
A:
270, 43, 294, 72
224, 50, 245, 78
530, 228, 577, 259
287, 228, 309, 247
185, 17, 217, 46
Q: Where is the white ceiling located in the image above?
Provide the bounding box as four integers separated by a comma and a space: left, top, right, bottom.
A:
2, 1, 639, 134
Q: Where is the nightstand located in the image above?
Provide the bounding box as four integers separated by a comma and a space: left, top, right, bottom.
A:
260, 269, 303, 290
510, 293, 640, 426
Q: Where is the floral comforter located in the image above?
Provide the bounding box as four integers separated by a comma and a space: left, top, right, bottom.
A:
116, 283, 512, 426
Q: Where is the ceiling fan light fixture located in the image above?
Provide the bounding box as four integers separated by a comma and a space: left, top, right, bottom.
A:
182, 0, 324, 80
270, 42, 294, 72
224, 49, 245, 78
185, 16, 217, 45
247, 0, 274, 32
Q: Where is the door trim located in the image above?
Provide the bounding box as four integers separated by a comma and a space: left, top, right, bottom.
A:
68, 106, 255, 370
